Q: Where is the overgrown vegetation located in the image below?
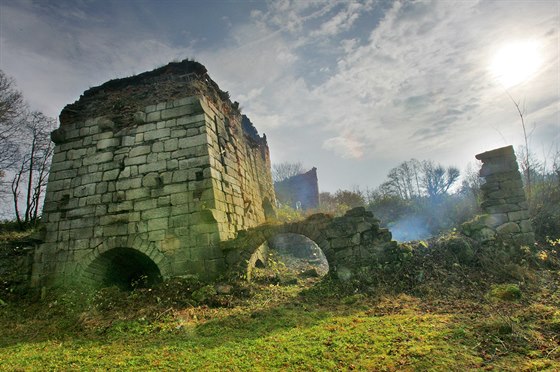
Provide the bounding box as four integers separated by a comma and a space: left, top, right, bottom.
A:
0, 232, 558, 370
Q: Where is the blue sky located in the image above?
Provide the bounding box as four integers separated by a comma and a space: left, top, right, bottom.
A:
0, 0, 558, 192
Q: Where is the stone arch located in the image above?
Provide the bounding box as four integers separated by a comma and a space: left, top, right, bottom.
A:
224, 208, 396, 282
81, 247, 162, 290
242, 221, 333, 281
77, 236, 170, 289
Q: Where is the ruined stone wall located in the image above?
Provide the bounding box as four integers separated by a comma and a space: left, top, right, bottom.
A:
274, 167, 320, 210
463, 145, 534, 245
222, 207, 398, 281
32, 60, 275, 287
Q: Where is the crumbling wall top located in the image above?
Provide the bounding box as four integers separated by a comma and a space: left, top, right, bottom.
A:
59, 59, 240, 128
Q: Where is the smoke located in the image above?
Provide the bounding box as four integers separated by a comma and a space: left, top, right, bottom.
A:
388, 215, 432, 242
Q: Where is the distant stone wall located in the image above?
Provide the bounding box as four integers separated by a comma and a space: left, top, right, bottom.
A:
463, 145, 534, 245
33, 60, 275, 287
274, 167, 319, 210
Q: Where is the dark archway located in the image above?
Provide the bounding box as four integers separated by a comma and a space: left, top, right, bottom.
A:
83, 248, 162, 290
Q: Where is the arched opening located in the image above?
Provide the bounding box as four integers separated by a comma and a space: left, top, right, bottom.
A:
248, 233, 329, 284
83, 248, 162, 290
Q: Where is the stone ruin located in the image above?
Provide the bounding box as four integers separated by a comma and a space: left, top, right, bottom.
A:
32, 60, 276, 288
8, 59, 533, 291
274, 167, 320, 210
462, 145, 534, 245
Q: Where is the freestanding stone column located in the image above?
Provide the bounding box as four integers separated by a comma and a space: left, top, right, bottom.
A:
472, 145, 535, 245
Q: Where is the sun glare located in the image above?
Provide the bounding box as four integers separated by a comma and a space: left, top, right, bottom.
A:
490, 40, 542, 88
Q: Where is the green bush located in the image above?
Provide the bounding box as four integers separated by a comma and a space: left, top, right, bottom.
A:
488, 283, 522, 302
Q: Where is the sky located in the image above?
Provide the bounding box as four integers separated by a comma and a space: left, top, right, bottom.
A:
0, 0, 559, 193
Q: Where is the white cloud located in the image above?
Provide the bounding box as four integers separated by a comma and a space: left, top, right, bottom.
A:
0, 0, 557, 193
322, 136, 365, 159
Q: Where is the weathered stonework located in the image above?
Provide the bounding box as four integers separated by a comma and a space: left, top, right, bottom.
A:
221, 207, 398, 281
463, 145, 534, 245
32, 60, 275, 287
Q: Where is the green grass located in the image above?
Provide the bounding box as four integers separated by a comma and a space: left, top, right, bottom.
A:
0, 269, 559, 371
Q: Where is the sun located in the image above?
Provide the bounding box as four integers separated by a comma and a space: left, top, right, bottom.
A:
490, 40, 542, 88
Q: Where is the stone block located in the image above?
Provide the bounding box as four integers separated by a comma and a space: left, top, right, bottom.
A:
68, 148, 88, 161
74, 184, 96, 198
142, 206, 171, 220
146, 111, 161, 122
161, 105, 198, 120
149, 229, 166, 242
102, 169, 120, 181
83, 152, 113, 166
125, 155, 147, 166
157, 152, 170, 161
486, 204, 519, 214
116, 178, 142, 190
99, 214, 129, 226
483, 213, 508, 228
178, 155, 210, 170
126, 187, 150, 200
178, 133, 208, 149
51, 151, 67, 163
103, 224, 128, 237
121, 135, 135, 147
97, 117, 114, 131
55, 169, 78, 180
129, 145, 151, 158
167, 159, 179, 170
93, 132, 114, 141
142, 172, 162, 188
507, 210, 530, 222
135, 199, 157, 211
162, 183, 188, 195
164, 138, 178, 152
170, 193, 191, 206
108, 201, 133, 213
50, 160, 74, 173
144, 128, 171, 141
96, 138, 119, 150
173, 96, 199, 107
176, 113, 205, 126
496, 222, 521, 235
65, 205, 95, 219
85, 195, 102, 205
134, 111, 146, 124
152, 142, 164, 152
148, 217, 168, 231
139, 160, 167, 174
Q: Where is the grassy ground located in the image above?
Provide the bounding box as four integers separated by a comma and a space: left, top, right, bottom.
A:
1, 258, 559, 371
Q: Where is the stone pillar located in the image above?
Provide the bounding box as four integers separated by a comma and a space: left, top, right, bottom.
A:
473, 145, 534, 245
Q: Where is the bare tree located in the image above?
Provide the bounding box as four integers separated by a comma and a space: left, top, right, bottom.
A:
11, 111, 55, 226
421, 160, 460, 199
272, 161, 305, 183
381, 159, 422, 199
0, 70, 26, 174
508, 94, 534, 197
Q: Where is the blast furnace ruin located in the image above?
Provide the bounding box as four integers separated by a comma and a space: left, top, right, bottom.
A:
32, 60, 276, 288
